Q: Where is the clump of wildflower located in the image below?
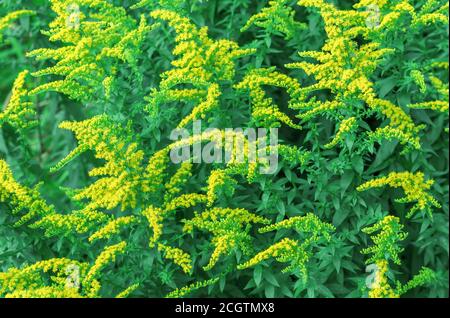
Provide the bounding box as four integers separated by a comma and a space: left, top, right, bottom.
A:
241, 0, 306, 40
0, 71, 36, 131
357, 172, 441, 218
165, 277, 220, 298
158, 244, 192, 274
0, 10, 35, 42
0, 159, 56, 227
362, 216, 407, 265
183, 208, 270, 270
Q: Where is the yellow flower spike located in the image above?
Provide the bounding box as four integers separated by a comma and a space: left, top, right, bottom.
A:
0, 160, 56, 227
357, 172, 441, 218
30, 210, 110, 237
164, 193, 208, 213
259, 213, 335, 240
183, 208, 270, 270
410, 70, 427, 93
324, 117, 358, 149
52, 115, 149, 214
147, 9, 255, 126
241, 0, 306, 40
115, 283, 140, 298
0, 258, 88, 298
88, 216, 139, 243
0, 70, 37, 131
142, 205, 164, 247
83, 242, 127, 297
235, 68, 302, 129
177, 83, 221, 128
165, 277, 220, 298
27, 0, 148, 101
237, 238, 309, 278
368, 260, 399, 298
362, 216, 407, 265
158, 244, 192, 274
164, 162, 193, 203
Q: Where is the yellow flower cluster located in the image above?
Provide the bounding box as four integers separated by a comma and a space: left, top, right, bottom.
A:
142, 205, 164, 247
88, 216, 139, 243
183, 208, 270, 270
27, 0, 152, 101
362, 216, 407, 265
366, 259, 436, 298
236, 68, 302, 129
52, 115, 147, 213
165, 277, 220, 298
0, 258, 87, 298
237, 238, 310, 279
158, 244, 192, 274
115, 283, 140, 298
83, 242, 127, 297
164, 162, 193, 202
410, 70, 427, 94
0, 10, 35, 42
0, 159, 56, 227
367, 98, 424, 151
0, 70, 36, 131
148, 9, 255, 127
241, 0, 306, 40
31, 210, 109, 237
368, 260, 399, 298
324, 117, 358, 149
259, 213, 335, 241
357, 171, 441, 218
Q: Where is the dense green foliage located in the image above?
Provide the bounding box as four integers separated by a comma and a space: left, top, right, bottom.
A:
0, 0, 448, 298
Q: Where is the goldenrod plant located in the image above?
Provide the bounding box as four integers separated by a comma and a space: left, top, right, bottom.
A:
0, 0, 448, 298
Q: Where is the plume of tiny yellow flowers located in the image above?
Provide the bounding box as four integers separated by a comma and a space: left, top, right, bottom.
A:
164, 162, 193, 202
0, 159, 56, 227
368, 260, 399, 298
165, 277, 219, 298
157, 244, 192, 274
0, 70, 37, 131
238, 213, 334, 280
27, 0, 152, 101
237, 238, 310, 280
31, 210, 110, 237
0, 10, 35, 42
354, 0, 448, 31
0, 258, 88, 298
324, 117, 358, 149
258, 213, 335, 241
131, 0, 186, 11
183, 208, 270, 270
241, 0, 306, 40
395, 267, 436, 296
410, 70, 427, 94
362, 217, 437, 298
83, 242, 127, 297
366, 98, 424, 151
357, 172, 441, 218
147, 9, 255, 128
408, 62, 449, 132
361, 216, 407, 266
285, 0, 425, 151
235, 68, 302, 129
142, 205, 165, 247
367, 260, 436, 298
115, 283, 140, 298
51, 115, 148, 213
88, 216, 140, 243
